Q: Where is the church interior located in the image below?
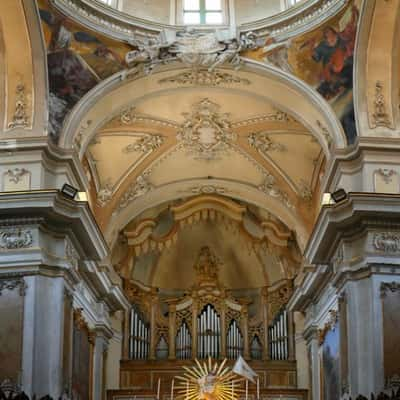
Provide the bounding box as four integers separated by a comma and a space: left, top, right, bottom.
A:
0, 0, 400, 399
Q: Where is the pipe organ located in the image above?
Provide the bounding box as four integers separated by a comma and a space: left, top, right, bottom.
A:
129, 307, 150, 360
125, 247, 294, 363
176, 320, 191, 359
227, 319, 243, 359
268, 308, 289, 360
197, 304, 221, 359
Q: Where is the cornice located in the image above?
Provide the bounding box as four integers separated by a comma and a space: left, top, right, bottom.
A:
306, 192, 400, 265
0, 190, 108, 260
51, 0, 348, 44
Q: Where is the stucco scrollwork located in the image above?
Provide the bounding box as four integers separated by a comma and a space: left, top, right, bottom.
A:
114, 173, 153, 214
248, 132, 287, 153
125, 30, 257, 74
8, 83, 29, 130
158, 70, 250, 87
373, 232, 400, 253
122, 134, 164, 153
4, 168, 30, 184
0, 278, 27, 296
177, 98, 236, 161
375, 168, 396, 184
372, 81, 391, 129
258, 173, 294, 210
0, 229, 33, 250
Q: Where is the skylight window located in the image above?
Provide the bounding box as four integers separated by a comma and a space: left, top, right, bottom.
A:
183, 0, 223, 25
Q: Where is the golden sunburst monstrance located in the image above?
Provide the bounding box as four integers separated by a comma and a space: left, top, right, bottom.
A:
175, 358, 244, 400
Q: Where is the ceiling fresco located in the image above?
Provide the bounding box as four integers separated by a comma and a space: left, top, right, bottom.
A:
244, 0, 361, 144
37, 0, 134, 138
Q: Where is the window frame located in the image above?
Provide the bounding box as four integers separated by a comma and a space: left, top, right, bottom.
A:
177, 0, 229, 27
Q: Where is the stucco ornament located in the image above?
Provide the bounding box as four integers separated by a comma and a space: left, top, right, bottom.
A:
177, 98, 236, 161
126, 30, 258, 73
0, 229, 33, 249
258, 173, 294, 209
373, 232, 400, 253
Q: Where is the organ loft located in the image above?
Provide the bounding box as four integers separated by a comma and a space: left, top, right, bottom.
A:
1, 1, 400, 400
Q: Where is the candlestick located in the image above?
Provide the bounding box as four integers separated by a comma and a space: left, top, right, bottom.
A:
245, 380, 248, 400
186, 381, 189, 400
257, 377, 260, 400
157, 377, 161, 400
171, 379, 174, 400
231, 380, 234, 400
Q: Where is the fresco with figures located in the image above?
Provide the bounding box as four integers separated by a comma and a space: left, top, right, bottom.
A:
246, 1, 360, 144
37, 0, 133, 140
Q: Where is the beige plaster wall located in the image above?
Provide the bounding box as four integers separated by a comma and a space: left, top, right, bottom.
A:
234, 0, 282, 24
119, 0, 170, 24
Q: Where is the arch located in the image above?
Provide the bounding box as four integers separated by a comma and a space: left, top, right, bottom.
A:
105, 178, 310, 252
59, 60, 347, 154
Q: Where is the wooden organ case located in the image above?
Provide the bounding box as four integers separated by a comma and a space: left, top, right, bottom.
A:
117, 247, 304, 398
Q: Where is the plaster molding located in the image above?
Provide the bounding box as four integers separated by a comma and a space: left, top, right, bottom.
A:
380, 281, 400, 298
51, 0, 347, 46
0, 229, 33, 250
4, 168, 30, 184
59, 62, 345, 155
177, 98, 236, 161
373, 232, 400, 253
7, 83, 30, 130
247, 132, 287, 153
122, 134, 164, 154
258, 173, 294, 210
158, 69, 251, 86
0, 277, 27, 296
113, 173, 154, 214
371, 81, 391, 129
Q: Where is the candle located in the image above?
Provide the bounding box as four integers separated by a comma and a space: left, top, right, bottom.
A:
157, 378, 161, 400
186, 381, 189, 400
231, 380, 234, 400
257, 378, 260, 400
245, 380, 248, 400
171, 379, 174, 400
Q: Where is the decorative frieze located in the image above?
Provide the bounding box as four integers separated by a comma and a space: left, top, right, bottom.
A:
380, 282, 400, 298
177, 98, 236, 161
186, 185, 229, 195
233, 111, 290, 127
258, 173, 294, 209
373, 232, 400, 253
0, 278, 27, 296
8, 83, 29, 130
0, 229, 33, 250
158, 70, 250, 87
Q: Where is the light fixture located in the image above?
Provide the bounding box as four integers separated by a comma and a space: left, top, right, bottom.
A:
61, 183, 78, 200
331, 188, 347, 203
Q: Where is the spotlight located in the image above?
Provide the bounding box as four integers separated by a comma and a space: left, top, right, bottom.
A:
331, 188, 347, 203
61, 183, 79, 200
